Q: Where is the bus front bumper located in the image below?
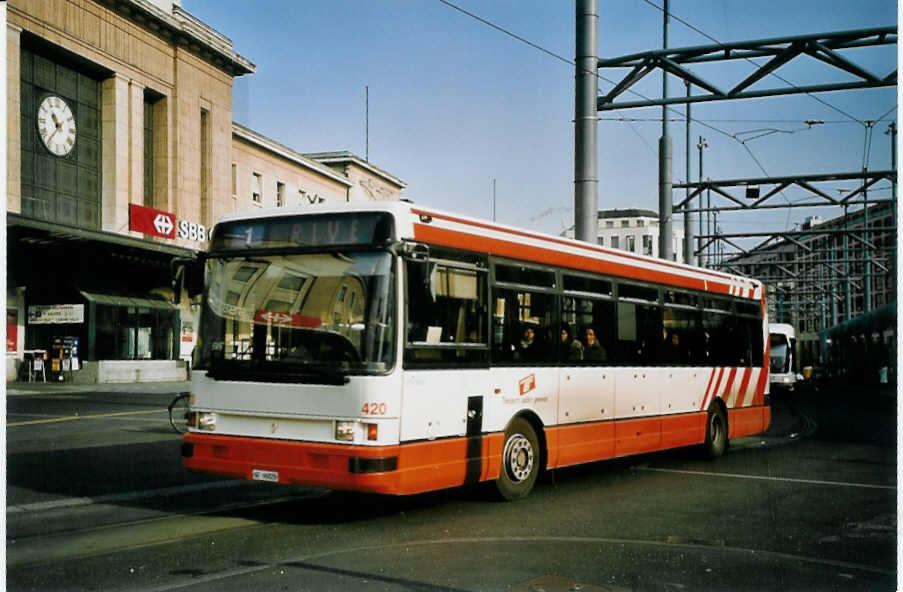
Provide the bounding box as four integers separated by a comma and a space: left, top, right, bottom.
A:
182, 431, 502, 495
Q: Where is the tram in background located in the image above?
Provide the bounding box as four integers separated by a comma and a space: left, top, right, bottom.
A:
175, 202, 771, 500
768, 323, 797, 391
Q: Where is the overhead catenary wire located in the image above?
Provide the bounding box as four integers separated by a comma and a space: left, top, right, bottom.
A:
435, 0, 738, 151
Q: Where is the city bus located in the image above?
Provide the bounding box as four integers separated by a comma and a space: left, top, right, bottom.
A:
177, 202, 770, 500
768, 323, 797, 391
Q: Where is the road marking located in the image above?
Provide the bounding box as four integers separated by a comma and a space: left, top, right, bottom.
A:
7, 481, 247, 514
7, 408, 166, 427
638, 466, 896, 490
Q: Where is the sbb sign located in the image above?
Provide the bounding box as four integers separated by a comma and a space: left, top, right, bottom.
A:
178, 220, 209, 242
129, 204, 209, 243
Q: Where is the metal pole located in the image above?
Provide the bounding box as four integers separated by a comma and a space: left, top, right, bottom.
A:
684, 80, 693, 265
887, 121, 897, 303
658, 0, 673, 260
365, 85, 369, 161
830, 240, 837, 326
706, 183, 711, 267
697, 136, 706, 266
863, 165, 871, 312
844, 205, 851, 320
575, 0, 598, 243
492, 178, 496, 222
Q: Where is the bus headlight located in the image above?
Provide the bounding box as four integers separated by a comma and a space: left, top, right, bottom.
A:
197, 412, 217, 431
335, 421, 356, 441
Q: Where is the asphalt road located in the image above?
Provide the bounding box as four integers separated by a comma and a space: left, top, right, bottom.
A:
6, 381, 897, 591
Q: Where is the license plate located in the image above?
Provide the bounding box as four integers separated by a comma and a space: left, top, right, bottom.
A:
252, 469, 278, 482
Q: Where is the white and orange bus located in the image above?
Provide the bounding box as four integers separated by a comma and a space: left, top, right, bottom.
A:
178, 202, 770, 500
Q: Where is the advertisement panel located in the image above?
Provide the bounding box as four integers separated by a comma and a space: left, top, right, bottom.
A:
27, 304, 85, 325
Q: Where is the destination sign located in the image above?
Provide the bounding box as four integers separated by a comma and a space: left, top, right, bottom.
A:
211, 213, 394, 251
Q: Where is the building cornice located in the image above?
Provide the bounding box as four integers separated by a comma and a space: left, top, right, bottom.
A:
232, 123, 353, 187
97, 0, 256, 76
304, 151, 407, 190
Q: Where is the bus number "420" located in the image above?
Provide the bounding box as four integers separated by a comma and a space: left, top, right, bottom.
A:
361, 402, 387, 416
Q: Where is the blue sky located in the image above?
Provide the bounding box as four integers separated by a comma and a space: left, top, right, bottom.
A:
185, 0, 897, 244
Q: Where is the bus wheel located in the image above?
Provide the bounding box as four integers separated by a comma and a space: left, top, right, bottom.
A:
703, 404, 728, 458
495, 417, 540, 501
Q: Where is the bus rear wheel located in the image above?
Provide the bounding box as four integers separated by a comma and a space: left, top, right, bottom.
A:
495, 417, 540, 501
703, 404, 728, 458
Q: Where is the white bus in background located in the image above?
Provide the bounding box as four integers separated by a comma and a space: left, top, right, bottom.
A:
175, 202, 771, 501
769, 323, 797, 390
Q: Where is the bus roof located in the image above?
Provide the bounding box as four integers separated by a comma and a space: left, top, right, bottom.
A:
769, 323, 796, 336
214, 201, 763, 300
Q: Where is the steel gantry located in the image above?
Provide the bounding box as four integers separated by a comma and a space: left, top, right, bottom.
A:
597, 27, 897, 111
583, 22, 897, 340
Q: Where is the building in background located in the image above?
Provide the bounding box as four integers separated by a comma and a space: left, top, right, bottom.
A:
6, 0, 404, 382
723, 203, 895, 374
563, 209, 685, 262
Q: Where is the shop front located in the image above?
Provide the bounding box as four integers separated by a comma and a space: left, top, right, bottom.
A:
8, 214, 197, 383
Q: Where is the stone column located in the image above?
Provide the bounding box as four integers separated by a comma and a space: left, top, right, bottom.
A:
128, 79, 144, 207
7, 23, 21, 213
101, 73, 129, 234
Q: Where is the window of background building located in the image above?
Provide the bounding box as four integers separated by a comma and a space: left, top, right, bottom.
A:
252, 173, 262, 203
143, 98, 154, 207
621, 220, 630, 227
637, 219, 645, 227
643, 235, 653, 256
597, 237, 604, 246
231, 164, 237, 198
276, 181, 285, 207
611, 236, 619, 249
627, 235, 635, 252
605, 221, 614, 228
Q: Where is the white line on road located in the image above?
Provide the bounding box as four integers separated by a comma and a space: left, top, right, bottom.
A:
638, 466, 896, 490
7, 408, 166, 426
7, 481, 248, 514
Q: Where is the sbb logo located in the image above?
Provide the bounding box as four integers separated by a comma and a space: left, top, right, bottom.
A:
178, 220, 208, 243
153, 213, 174, 236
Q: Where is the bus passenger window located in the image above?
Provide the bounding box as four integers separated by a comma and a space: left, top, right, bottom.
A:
492, 287, 554, 364
617, 301, 661, 365
405, 258, 488, 366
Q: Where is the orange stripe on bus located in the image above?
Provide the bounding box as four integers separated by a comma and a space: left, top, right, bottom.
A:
736, 367, 753, 407
754, 361, 770, 406
701, 368, 717, 410
412, 208, 754, 289
721, 368, 738, 406
413, 223, 739, 296
706, 368, 726, 410
185, 405, 770, 497
728, 406, 767, 439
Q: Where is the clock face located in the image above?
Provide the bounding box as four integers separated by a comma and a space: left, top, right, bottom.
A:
37, 95, 77, 157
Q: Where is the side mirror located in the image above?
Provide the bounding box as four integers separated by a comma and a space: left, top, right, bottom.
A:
171, 257, 204, 304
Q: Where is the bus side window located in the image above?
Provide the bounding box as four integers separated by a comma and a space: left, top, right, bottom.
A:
493, 287, 554, 364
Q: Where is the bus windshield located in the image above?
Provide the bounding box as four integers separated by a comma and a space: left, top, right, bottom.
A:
769, 333, 790, 374
194, 251, 395, 382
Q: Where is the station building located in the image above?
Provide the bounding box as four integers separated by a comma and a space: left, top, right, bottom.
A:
6, 0, 405, 382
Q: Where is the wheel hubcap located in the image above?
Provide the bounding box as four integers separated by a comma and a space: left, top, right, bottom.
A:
503, 433, 534, 482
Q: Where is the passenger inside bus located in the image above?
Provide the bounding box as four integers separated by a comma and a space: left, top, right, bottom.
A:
583, 327, 607, 362
560, 324, 584, 361
516, 326, 540, 361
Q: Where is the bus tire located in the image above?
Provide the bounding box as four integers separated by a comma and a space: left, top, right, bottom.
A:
703, 403, 728, 458
495, 417, 540, 501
